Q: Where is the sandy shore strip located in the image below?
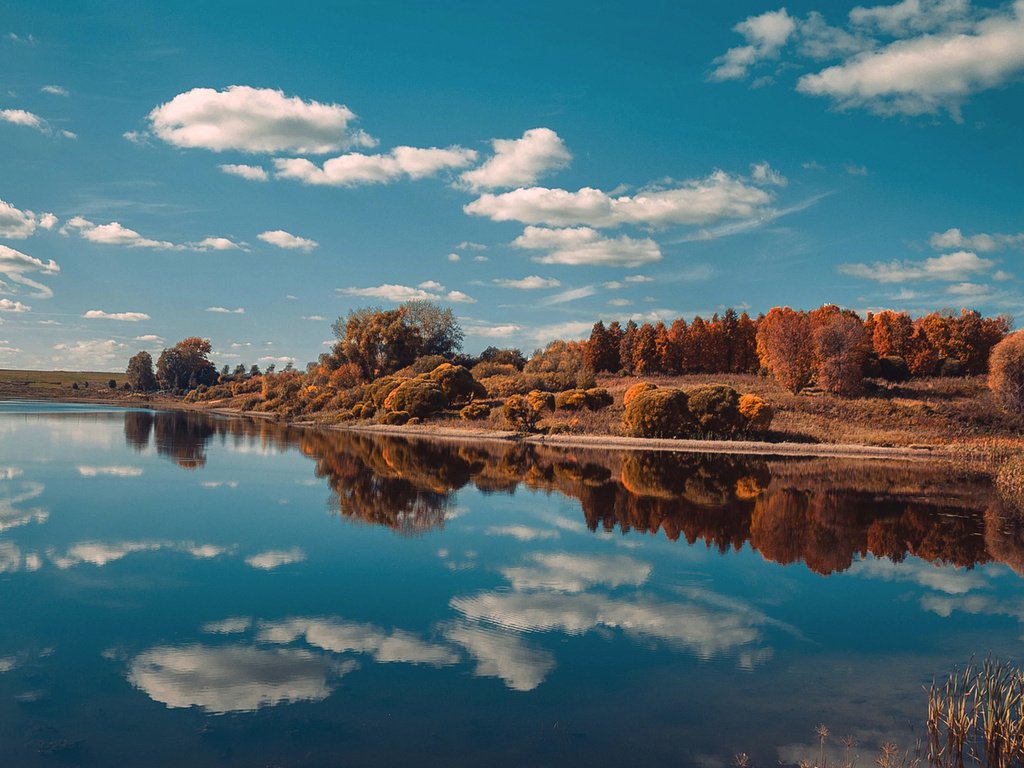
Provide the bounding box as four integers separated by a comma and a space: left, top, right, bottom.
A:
329, 422, 951, 461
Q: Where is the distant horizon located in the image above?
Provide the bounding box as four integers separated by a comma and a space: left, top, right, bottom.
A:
2, 1, 1022, 371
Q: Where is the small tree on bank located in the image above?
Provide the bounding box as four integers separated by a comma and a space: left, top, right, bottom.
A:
125, 350, 158, 392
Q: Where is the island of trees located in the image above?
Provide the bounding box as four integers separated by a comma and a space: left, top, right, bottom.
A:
120, 300, 1024, 452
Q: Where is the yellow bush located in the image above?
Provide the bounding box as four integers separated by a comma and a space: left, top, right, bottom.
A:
623, 382, 658, 407
621, 389, 693, 438
460, 403, 491, 421
738, 394, 774, 432
527, 390, 555, 412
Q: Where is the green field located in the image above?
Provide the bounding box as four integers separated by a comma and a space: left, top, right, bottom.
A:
0, 369, 128, 396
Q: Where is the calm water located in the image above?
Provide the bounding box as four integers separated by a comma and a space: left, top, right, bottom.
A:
1, 401, 1022, 766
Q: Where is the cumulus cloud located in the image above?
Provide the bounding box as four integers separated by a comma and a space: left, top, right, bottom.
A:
0, 199, 57, 238
500, 553, 651, 593
492, 275, 561, 290
0, 299, 30, 313
486, 526, 560, 542
710, 8, 798, 80
61, 216, 178, 249
797, 3, 1024, 119
462, 322, 523, 338
849, 555, 987, 594
0, 108, 44, 130
837, 250, 995, 283
929, 227, 1024, 253
445, 624, 555, 691
83, 310, 150, 322
460, 128, 571, 191
76, 466, 144, 477
147, 85, 375, 154
465, 172, 772, 228
245, 547, 306, 570
206, 306, 245, 314
257, 229, 318, 252
134, 334, 163, 343
258, 617, 460, 666
0, 244, 60, 299
712, 2, 1024, 119
274, 145, 477, 187
339, 282, 476, 304
128, 644, 339, 714
41, 84, 69, 96
512, 226, 662, 267
219, 163, 269, 181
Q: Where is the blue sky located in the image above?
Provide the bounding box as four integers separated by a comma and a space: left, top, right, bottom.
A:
1, 0, 1022, 371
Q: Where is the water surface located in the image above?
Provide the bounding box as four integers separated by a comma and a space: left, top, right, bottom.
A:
1, 402, 1022, 766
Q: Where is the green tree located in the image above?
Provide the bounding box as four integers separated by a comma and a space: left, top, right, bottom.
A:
156, 338, 217, 391
400, 300, 464, 357
125, 350, 158, 392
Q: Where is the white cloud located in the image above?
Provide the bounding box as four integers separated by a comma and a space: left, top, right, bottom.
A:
77, 466, 143, 477
838, 250, 995, 283
608, 298, 631, 306
0, 198, 55, 238
193, 236, 246, 251
257, 229, 318, 252
0, 108, 44, 130
0, 480, 48, 532
512, 226, 662, 267
460, 128, 571, 191
946, 281, 990, 298
51, 338, 127, 366
501, 553, 651, 593
206, 306, 245, 314
0, 244, 60, 299
451, 589, 770, 661
61, 216, 178, 249
929, 227, 1024, 253
83, 310, 151, 322
750, 161, 788, 186
543, 285, 597, 304
462, 322, 523, 338
445, 625, 555, 691
848, 0, 971, 36
0, 299, 30, 313
797, 4, 1024, 119
339, 283, 476, 304
134, 334, 163, 343
128, 644, 339, 714
202, 617, 252, 634
457, 240, 487, 251
147, 85, 375, 154
274, 145, 477, 187
492, 275, 561, 290
257, 617, 459, 666
302, 315, 326, 321
710, 9, 797, 80
218, 163, 269, 182
849, 556, 986, 595
41, 84, 69, 96
447, 252, 461, 262
466, 171, 772, 228
529, 320, 595, 346
245, 547, 305, 570
485, 526, 559, 542
625, 274, 654, 282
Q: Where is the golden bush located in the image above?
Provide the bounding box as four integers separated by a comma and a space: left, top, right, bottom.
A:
623, 382, 658, 407
621, 389, 692, 438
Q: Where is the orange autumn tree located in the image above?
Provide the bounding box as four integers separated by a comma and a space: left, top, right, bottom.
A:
871, 310, 913, 359
811, 310, 869, 396
756, 307, 814, 392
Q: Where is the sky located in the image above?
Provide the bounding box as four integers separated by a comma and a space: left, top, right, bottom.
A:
0, 0, 1022, 371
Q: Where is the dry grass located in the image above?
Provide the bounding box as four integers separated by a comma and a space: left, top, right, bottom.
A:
0, 368, 127, 398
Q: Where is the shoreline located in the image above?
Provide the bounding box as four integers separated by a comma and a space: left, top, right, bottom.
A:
0, 393, 966, 462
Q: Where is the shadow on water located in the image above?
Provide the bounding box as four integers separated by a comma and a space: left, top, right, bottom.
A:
127, 409, 1024, 575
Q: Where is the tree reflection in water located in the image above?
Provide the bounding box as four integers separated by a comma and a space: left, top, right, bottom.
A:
126, 410, 1024, 575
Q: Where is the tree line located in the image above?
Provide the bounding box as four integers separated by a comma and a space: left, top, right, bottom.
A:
585, 306, 1011, 395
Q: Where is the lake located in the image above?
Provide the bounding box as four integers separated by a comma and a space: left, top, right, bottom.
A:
1, 401, 1022, 766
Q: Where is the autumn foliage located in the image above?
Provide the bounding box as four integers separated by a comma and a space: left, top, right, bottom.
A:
989, 331, 1024, 414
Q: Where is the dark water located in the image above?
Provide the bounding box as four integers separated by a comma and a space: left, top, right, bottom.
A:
1, 402, 1022, 767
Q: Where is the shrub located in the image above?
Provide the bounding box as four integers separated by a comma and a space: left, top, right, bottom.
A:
527, 390, 555, 412
471, 361, 519, 379
938, 357, 965, 377
584, 388, 613, 410
363, 376, 403, 408
622, 389, 692, 438
555, 389, 589, 411
460, 403, 491, 421
107, 379, 117, 389
503, 394, 541, 432
382, 379, 448, 417
381, 410, 410, 425
399, 355, 450, 376
877, 355, 910, 382
738, 394, 774, 432
428, 363, 486, 406
686, 384, 743, 435
406, 416, 421, 425
989, 331, 1024, 414
623, 382, 658, 407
